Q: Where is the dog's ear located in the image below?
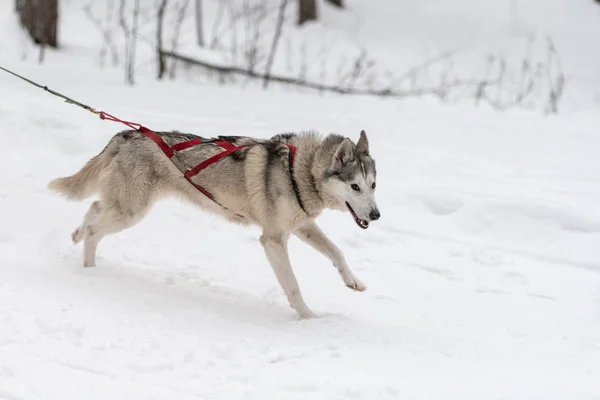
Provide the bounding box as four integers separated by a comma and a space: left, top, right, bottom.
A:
356, 130, 369, 154
332, 138, 354, 170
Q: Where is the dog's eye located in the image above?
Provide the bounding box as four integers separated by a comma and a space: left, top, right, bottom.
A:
372, 182, 376, 189
351, 184, 361, 192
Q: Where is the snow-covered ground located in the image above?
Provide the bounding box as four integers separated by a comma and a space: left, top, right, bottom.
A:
1, 1, 600, 399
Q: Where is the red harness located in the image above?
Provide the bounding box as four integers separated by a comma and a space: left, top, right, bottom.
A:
99, 112, 301, 217
0, 67, 305, 216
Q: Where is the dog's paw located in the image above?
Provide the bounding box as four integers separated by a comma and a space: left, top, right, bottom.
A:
71, 228, 84, 244
298, 309, 318, 319
292, 304, 318, 319
345, 276, 367, 292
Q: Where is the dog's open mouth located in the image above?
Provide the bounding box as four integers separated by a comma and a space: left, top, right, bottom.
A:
346, 202, 369, 229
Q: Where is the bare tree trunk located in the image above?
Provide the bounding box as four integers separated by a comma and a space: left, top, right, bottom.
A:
128, 0, 140, 85
157, 0, 168, 79
118, 0, 131, 83
168, 0, 191, 79
325, 0, 343, 7
118, 0, 139, 85
15, 0, 59, 48
83, 1, 119, 67
38, 42, 45, 63
264, 0, 289, 88
195, 0, 204, 47
298, 0, 317, 25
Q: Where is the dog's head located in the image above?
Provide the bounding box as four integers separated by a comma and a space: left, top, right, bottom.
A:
322, 130, 380, 229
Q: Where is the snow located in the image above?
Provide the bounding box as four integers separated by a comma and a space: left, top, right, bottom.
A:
1, 0, 600, 399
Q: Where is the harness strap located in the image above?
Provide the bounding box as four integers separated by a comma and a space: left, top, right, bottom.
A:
213, 140, 238, 151
138, 127, 175, 158
172, 138, 203, 151
0, 65, 307, 217
191, 182, 217, 200
100, 111, 245, 217
286, 144, 306, 214
185, 143, 247, 179
99, 114, 306, 216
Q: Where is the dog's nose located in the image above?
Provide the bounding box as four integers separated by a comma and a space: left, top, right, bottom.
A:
369, 209, 381, 221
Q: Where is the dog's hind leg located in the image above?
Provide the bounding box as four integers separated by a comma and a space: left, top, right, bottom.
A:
294, 222, 367, 292
83, 228, 103, 268
260, 233, 316, 319
81, 198, 149, 268
72, 201, 102, 244
79, 172, 155, 268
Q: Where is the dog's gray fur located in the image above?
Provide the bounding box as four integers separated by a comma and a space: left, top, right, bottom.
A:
48, 129, 380, 318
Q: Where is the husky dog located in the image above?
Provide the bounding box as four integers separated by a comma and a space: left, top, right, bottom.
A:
48, 129, 380, 319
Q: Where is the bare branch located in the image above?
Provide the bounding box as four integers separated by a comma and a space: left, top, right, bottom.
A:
263, 0, 289, 89
544, 36, 566, 115
127, 0, 140, 85
157, 0, 168, 79
162, 50, 501, 99
83, 2, 119, 67
195, 0, 204, 47
168, 0, 191, 79
118, 0, 131, 84
390, 48, 466, 87
209, 0, 227, 50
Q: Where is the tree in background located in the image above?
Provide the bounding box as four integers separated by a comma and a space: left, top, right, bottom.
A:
157, 0, 168, 79
298, 0, 316, 25
325, 0, 343, 7
195, 0, 204, 47
15, 0, 59, 48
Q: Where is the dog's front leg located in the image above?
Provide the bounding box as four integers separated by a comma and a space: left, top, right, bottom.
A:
294, 222, 367, 292
260, 233, 317, 319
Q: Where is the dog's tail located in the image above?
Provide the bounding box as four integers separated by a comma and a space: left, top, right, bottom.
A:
48, 145, 110, 201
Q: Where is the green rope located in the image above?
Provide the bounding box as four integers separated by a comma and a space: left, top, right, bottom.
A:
0, 65, 99, 114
